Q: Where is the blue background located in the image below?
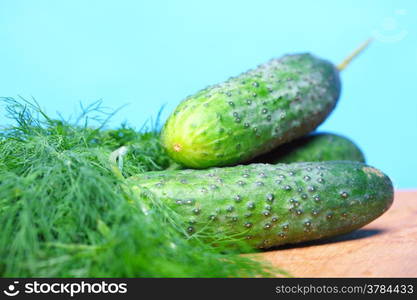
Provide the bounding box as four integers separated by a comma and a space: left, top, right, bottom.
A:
1, 0, 416, 188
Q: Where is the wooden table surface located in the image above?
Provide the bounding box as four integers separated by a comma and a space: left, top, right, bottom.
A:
257, 190, 417, 277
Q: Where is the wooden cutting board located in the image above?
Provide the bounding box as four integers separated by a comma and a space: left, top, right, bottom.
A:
257, 190, 417, 277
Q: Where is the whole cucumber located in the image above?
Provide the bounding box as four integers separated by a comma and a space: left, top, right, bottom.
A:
162, 53, 341, 168
252, 133, 365, 164
127, 161, 393, 249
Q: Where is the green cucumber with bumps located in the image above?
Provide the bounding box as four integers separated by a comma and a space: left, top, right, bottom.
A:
162, 53, 341, 169
127, 161, 393, 249
252, 132, 365, 164
161, 41, 370, 169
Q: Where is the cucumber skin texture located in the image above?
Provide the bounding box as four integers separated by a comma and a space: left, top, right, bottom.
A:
253, 133, 365, 164
161, 54, 341, 169
127, 161, 393, 249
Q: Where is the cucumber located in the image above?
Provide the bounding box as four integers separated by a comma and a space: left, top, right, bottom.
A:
162, 53, 341, 168
126, 161, 393, 249
252, 133, 365, 164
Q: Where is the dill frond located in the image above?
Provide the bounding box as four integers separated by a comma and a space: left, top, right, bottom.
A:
0, 97, 278, 277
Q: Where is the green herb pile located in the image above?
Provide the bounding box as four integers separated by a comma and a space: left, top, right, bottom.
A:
0, 97, 278, 277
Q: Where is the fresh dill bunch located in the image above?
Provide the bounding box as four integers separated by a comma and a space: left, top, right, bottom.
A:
0, 97, 278, 277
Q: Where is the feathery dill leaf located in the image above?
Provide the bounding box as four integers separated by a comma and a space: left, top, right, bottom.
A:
0, 97, 278, 277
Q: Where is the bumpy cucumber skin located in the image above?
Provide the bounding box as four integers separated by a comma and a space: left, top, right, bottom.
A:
127, 161, 393, 249
161, 54, 341, 169
253, 133, 365, 164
